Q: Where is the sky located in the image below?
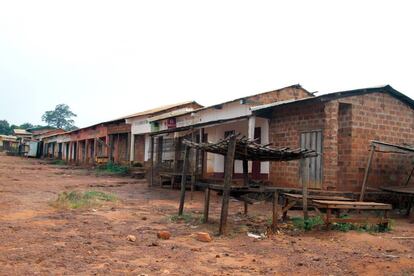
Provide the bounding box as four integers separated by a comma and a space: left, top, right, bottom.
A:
0, 1, 413, 128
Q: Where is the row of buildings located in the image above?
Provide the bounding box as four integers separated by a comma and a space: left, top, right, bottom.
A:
14, 84, 414, 192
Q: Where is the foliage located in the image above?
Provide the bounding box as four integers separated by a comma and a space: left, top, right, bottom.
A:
0, 120, 11, 135
291, 216, 325, 231
42, 104, 77, 130
95, 163, 129, 175
51, 190, 117, 209
0, 120, 43, 135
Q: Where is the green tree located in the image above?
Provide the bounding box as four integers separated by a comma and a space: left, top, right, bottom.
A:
0, 120, 12, 135
42, 104, 77, 130
19, 122, 34, 129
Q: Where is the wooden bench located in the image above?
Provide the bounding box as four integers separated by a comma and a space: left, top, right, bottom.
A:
282, 193, 354, 220
312, 200, 392, 227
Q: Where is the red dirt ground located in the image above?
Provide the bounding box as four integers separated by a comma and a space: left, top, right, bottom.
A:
0, 154, 413, 275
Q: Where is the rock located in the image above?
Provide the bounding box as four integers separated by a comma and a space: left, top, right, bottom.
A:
157, 231, 171, 240
127, 235, 136, 242
195, 232, 212, 242
141, 216, 147, 220
312, 257, 321, 261
149, 241, 159, 247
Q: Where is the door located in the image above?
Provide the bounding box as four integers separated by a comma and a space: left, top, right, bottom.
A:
300, 131, 323, 189
252, 127, 261, 179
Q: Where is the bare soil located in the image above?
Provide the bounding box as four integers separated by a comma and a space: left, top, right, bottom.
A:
0, 154, 413, 275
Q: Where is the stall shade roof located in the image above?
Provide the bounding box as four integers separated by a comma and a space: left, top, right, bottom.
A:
183, 135, 317, 161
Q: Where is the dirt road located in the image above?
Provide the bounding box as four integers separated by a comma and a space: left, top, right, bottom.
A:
0, 154, 413, 275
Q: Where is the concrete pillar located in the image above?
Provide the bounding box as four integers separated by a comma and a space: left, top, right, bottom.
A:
130, 133, 135, 162
323, 101, 339, 189
248, 116, 256, 140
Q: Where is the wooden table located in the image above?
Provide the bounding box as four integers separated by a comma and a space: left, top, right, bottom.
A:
312, 200, 392, 227
281, 193, 354, 220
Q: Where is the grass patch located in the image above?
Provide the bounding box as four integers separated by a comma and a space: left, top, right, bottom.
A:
169, 213, 202, 224
51, 190, 117, 209
291, 214, 393, 233
95, 163, 129, 175
51, 159, 66, 165
331, 221, 393, 233
291, 216, 324, 231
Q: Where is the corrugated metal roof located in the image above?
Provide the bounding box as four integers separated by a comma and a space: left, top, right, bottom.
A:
123, 101, 201, 119
148, 84, 310, 122
67, 101, 201, 134
0, 135, 18, 141
13, 129, 32, 135
147, 108, 196, 122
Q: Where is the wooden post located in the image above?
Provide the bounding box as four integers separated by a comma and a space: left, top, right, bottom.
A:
190, 131, 196, 200
272, 190, 279, 232
108, 135, 113, 164
126, 132, 131, 162
150, 136, 155, 187
303, 158, 309, 220
178, 145, 190, 216
242, 159, 249, 215
203, 187, 211, 223
360, 144, 376, 201
219, 135, 237, 235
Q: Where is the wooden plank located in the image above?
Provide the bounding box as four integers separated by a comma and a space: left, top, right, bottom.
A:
219, 135, 237, 235
272, 191, 279, 232
283, 193, 353, 201
178, 145, 190, 216
243, 159, 249, 215
150, 136, 154, 187
313, 200, 392, 210
203, 188, 210, 223
303, 157, 309, 219
360, 144, 375, 201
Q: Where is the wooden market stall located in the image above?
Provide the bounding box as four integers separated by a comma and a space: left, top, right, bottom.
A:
177, 134, 317, 235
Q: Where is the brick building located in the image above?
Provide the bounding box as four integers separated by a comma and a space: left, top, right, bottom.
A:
252, 85, 414, 192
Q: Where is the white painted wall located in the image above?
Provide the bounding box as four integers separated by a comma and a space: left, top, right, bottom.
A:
203, 117, 269, 175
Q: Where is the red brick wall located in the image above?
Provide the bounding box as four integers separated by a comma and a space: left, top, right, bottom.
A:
268, 91, 414, 191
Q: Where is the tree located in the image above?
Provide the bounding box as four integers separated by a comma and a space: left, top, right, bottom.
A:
19, 122, 34, 129
42, 104, 77, 130
0, 120, 12, 135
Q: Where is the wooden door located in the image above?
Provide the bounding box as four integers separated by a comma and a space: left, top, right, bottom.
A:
300, 131, 323, 189
252, 127, 261, 179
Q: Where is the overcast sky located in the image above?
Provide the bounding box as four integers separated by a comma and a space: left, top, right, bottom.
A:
0, 1, 413, 128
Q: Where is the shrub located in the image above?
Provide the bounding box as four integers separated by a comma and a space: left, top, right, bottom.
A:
95, 163, 129, 175
292, 216, 324, 231
51, 190, 117, 209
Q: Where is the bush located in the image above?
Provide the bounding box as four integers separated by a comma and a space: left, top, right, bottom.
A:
292, 216, 324, 231
51, 190, 117, 209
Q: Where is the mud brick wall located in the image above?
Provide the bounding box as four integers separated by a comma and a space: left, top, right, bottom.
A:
268, 91, 414, 191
